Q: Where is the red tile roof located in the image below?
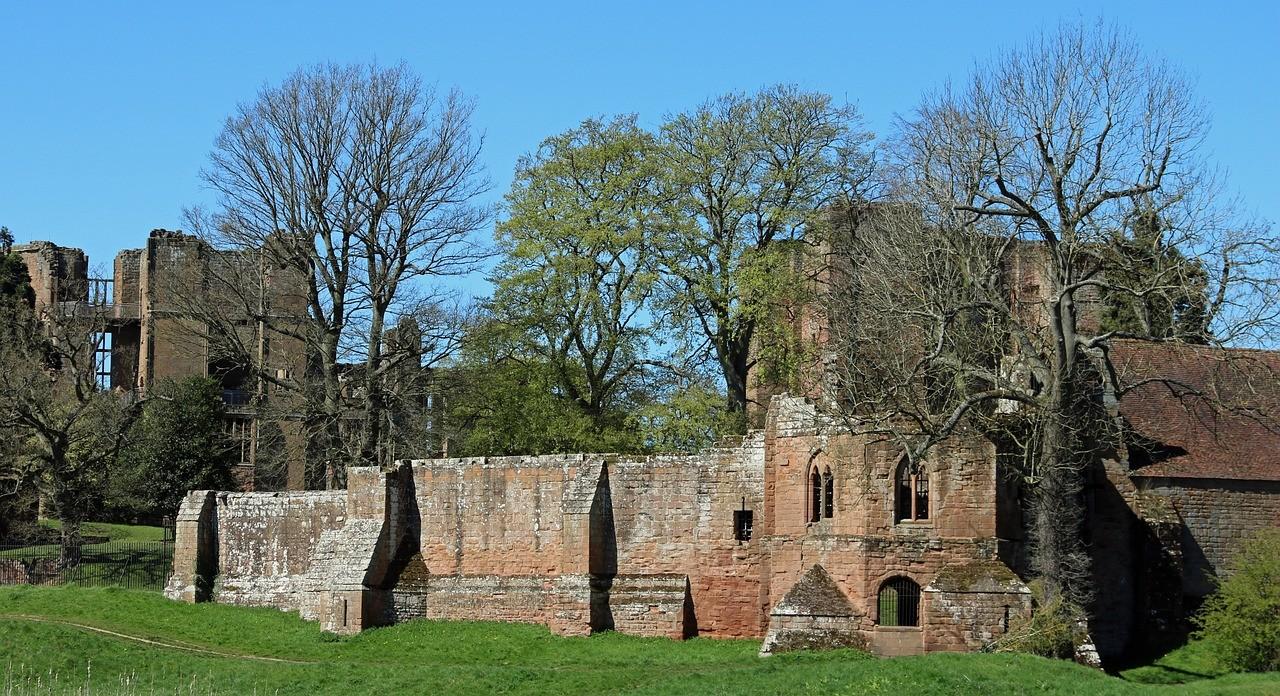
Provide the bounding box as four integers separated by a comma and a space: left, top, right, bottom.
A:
1111, 340, 1280, 481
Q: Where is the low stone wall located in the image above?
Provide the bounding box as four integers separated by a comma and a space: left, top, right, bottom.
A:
165, 489, 348, 610
923, 560, 1032, 652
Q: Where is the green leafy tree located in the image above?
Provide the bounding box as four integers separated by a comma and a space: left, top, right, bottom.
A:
1101, 207, 1211, 342
110, 377, 237, 519
657, 84, 874, 421
0, 284, 134, 562
1196, 528, 1280, 672
441, 319, 644, 457
491, 115, 665, 425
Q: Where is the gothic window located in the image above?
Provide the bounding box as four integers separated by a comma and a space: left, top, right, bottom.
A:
877, 577, 921, 627
809, 467, 822, 523
895, 458, 929, 523
822, 467, 834, 519
809, 464, 835, 523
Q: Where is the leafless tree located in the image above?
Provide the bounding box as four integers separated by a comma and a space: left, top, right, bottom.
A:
825, 22, 1280, 606
176, 63, 489, 485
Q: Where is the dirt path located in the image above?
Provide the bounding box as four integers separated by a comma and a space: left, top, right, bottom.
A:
0, 614, 314, 664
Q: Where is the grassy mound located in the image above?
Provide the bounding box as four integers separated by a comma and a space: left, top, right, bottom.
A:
1, 586, 1277, 695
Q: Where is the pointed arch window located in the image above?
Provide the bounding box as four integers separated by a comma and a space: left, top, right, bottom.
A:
809, 467, 822, 523
895, 459, 929, 523
809, 464, 834, 523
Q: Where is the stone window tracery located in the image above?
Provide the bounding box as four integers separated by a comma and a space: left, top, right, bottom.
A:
809, 464, 834, 523
894, 458, 929, 523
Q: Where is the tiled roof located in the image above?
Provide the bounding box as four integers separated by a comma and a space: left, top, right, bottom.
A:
1111, 340, 1280, 481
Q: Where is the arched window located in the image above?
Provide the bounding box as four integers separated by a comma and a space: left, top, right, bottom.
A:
809, 467, 822, 523
822, 467, 834, 519
809, 465, 834, 523
894, 458, 929, 523
877, 577, 921, 627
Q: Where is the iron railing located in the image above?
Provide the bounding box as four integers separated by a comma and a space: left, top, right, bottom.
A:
0, 540, 173, 591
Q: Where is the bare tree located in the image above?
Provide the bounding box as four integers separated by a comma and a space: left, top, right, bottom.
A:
180, 63, 489, 485
826, 22, 1280, 606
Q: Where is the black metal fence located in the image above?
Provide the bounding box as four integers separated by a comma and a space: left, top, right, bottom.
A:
0, 540, 174, 591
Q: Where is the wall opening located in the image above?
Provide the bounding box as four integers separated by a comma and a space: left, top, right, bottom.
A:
734, 509, 753, 542
895, 458, 929, 523
877, 577, 921, 627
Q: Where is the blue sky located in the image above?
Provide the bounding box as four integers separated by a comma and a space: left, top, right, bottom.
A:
1, 1, 1276, 294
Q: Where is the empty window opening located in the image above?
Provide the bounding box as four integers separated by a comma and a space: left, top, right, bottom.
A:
895, 459, 929, 523
92, 331, 112, 390
88, 278, 113, 306
822, 467, 834, 519
226, 417, 253, 465
809, 467, 822, 523
734, 509, 753, 542
877, 577, 921, 627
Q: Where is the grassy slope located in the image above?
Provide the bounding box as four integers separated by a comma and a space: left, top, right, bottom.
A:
1, 587, 1277, 696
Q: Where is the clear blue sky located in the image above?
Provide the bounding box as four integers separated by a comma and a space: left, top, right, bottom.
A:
1, 1, 1276, 293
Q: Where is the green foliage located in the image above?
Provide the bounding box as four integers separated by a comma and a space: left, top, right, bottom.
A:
492, 115, 664, 424
109, 377, 236, 519
636, 379, 743, 453
986, 580, 1087, 659
656, 85, 874, 415
442, 356, 644, 458
0, 249, 34, 307
742, 241, 819, 394
1100, 208, 1211, 342
1195, 528, 1280, 672
1, 586, 1276, 695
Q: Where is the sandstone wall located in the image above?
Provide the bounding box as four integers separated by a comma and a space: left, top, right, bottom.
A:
212, 491, 348, 608
1136, 477, 1280, 597
398, 434, 766, 638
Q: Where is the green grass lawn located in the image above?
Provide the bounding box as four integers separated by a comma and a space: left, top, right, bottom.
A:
1, 587, 1277, 695
37, 518, 169, 542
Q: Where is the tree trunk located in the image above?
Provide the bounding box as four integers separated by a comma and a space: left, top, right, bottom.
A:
59, 517, 82, 570
358, 304, 386, 468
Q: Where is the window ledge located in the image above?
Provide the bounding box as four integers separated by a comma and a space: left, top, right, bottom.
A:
874, 625, 922, 632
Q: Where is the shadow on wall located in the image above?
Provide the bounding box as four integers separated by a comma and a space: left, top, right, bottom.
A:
368, 465, 424, 626
589, 467, 617, 632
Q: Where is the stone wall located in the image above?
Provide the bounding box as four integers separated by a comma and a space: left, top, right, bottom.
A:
1135, 477, 1280, 597
397, 434, 767, 639
167, 395, 1030, 656
208, 490, 348, 608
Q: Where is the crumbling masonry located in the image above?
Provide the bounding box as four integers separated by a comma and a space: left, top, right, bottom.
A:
168, 338, 1280, 663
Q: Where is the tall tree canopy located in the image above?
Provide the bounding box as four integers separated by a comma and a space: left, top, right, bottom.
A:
657, 85, 875, 419
491, 115, 664, 424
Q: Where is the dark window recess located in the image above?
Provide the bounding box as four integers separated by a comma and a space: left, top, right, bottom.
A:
877, 577, 921, 627
733, 509, 753, 542
809, 468, 822, 523
895, 459, 929, 523
823, 467, 834, 519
